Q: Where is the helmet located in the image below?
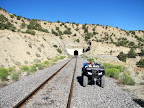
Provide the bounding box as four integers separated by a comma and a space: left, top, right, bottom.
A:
90, 62, 94, 66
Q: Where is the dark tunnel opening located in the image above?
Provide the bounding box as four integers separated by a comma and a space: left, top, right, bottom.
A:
74, 50, 78, 56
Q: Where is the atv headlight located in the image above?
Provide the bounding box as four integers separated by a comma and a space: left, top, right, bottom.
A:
98, 72, 102, 75
88, 72, 92, 75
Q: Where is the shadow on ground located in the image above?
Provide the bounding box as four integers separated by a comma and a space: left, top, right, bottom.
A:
77, 76, 83, 86
133, 99, 144, 107
77, 76, 101, 87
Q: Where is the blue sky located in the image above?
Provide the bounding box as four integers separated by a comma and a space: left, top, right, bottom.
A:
0, 0, 144, 30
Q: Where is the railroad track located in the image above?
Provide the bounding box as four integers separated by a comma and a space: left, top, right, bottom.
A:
67, 57, 77, 108
13, 57, 77, 108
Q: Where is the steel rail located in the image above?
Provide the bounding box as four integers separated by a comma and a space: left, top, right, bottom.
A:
13, 58, 73, 108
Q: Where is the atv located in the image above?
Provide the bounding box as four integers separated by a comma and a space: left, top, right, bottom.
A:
82, 63, 105, 87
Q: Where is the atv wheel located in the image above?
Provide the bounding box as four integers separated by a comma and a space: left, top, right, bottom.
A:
83, 75, 88, 87
100, 76, 105, 88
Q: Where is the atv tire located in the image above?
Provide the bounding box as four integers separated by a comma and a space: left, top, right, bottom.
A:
83, 75, 88, 87
100, 76, 105, 88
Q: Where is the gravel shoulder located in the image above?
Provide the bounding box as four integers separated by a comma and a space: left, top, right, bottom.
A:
71, 57, 142, 108
0, 58, 71, 108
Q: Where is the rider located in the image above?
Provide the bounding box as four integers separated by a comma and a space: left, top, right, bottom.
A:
89, 61, 95, 67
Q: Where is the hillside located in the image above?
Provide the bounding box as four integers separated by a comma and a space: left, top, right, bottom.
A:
0, 7, 144, 100
0, 8, 144, 67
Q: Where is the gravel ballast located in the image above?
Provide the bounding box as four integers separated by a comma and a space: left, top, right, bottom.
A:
0, 57, 142, 108
0, 58, 71, 108
22, 58, 77, 108
71, 57, 142, 108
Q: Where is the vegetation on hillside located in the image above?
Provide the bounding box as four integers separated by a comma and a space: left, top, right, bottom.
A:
27, 20, 48, 33
127, 48, 137, 58
0, 14, 16, 31
104, 63, 135, 85
0, 56, 66, 83
136, 59, 144, 68
117, 52, 127, 62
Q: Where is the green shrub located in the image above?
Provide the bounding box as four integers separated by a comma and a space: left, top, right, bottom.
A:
57, 48, 62, 54
51, 29, 58, 36
104, 63, 123, 72
0, 22, 16, 32
63, 30, 72, 34
142, 75, 144, 80
53, 57, 59, 62
121, 72, 135, 85
21, 19, 24, 22
21, 66, 29, 72
10, 14, 14, 18
29, 65, 37, 72
17, 16, 21, 20
92, 27, 95, 31
72, 22, 76, 24
27, 20, 48, 33
136, 71, 139, 75
76, 23, 79, 26
47, 57, 52, 60
136, 59, 144, 68
82, 24, 89, 33
135, 35, 144, 42
8, 67, 16, 73
140, 49, 144, 56
58, 30, 62, 36
127, 48, 137, 58
9, 25, 16, 32
129, 31, 135, 35
53, 45, 58, 48
20, 23, 26, 29
117, 52, 127, 62
75, 27, 79, 31
117, 37, 129, 47
67, 27, 71, 30
87, 58, 95, 62
57, 20, 60, 23
128, 41, 135, 47
0, 68, 8, 82
33, 59, 41, 63
17, 29, 21, 32
37, 64, 44, 70
0, 14, 8, 22
44, 22, 47, 25
60, 36, 63, 39
75, 39, 80, 43
105, 68, 120, 79
114, 65, 123, 72
84, 32, 92, 42
93, 31, 98, 35
110, 50, 112, 55
59, 56, 65, 59
73, 33, 77, 36
84, 28, 88, 33
34, 63, 39, 67
56, 27, 59, 30
64, 25, 67, 28
11, 73, 19, 81
43, 61, 49, 65
140, 82, 144, 85
25, 30, 35, 35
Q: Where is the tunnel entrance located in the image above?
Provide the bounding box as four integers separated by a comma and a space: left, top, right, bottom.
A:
74, 50, 78, 56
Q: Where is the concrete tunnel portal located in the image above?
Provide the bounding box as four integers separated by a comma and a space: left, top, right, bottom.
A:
66, 48, 83, 56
